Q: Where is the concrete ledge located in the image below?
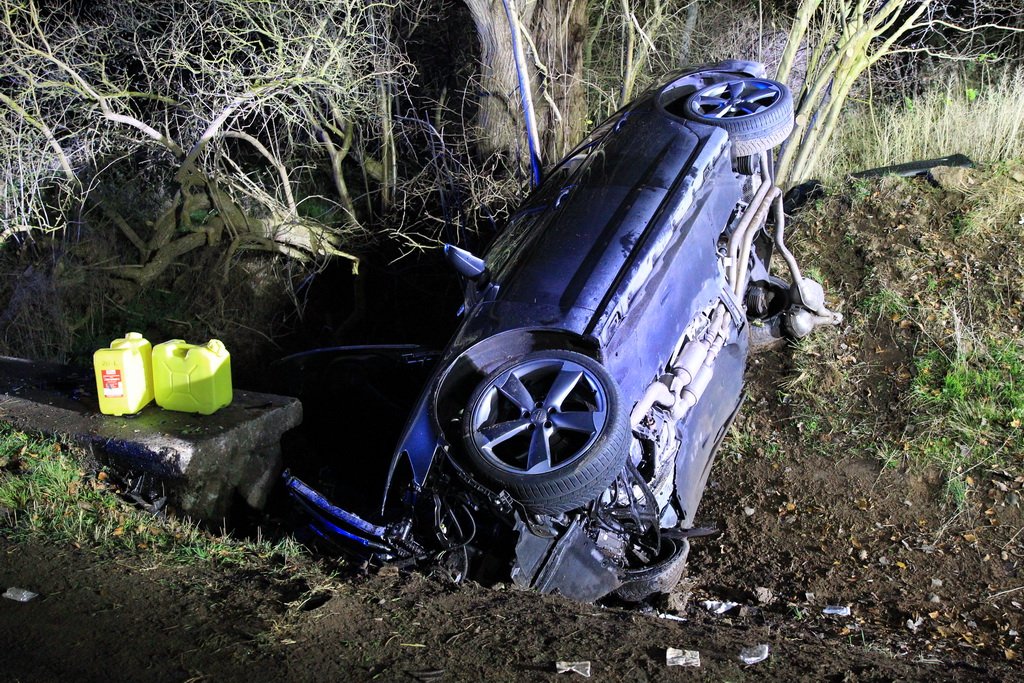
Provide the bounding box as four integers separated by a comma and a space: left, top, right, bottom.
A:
0, 356, 302, 522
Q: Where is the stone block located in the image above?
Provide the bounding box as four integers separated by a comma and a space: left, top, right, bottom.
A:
0, 356, 301, 522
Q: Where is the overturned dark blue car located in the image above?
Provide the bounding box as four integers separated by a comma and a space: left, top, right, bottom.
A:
278, 61, 840, 602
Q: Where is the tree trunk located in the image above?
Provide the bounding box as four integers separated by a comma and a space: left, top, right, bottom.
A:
464, 0, 588, 173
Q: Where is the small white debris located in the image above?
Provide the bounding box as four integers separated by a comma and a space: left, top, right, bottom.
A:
555, 661, 591, 677
755, 587, 774, 604
822, 605, 851, 617
858, 549, 869, 561
666, 648, 700, 667
805, 592, 816, 603
3, 587, 38, 603
701, 600, 739, 614
739, 643, 770, 665
656, 612, 687, 623
928, 594, 942, 604
906, 616, 924, 632
930, 578, 943, 589
743, 506, 756, 517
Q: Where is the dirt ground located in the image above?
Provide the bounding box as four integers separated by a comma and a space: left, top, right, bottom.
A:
1, 172, 1022, 682
2, 371, 1020, 681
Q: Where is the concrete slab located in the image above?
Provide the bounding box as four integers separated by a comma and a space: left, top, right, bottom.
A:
0, 356, 302, 523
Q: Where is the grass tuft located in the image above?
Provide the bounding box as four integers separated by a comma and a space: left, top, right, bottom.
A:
908, 338, 1024, 472
782, 162, 1024, 512
0, 423, 308, 569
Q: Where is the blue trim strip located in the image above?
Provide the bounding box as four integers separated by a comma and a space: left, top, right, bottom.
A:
285, 475, 388, 538
289, 492, 396, 557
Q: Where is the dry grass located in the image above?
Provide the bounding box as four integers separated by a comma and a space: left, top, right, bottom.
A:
812, 67, 1024, 181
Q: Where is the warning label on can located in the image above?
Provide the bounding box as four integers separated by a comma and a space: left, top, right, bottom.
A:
102, 369, 124, 398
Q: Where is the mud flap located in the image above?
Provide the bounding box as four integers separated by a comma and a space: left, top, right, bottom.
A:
511, 516, 622, 602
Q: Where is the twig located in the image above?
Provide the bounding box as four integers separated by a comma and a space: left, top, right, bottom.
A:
986, 585, 1024, 601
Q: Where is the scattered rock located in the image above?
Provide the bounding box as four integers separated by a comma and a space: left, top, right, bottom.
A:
755, 586, 774, 604
2, 587, 38, 603
739, 644, 770, 665
929, 594, 942, 604
377, 565, 400, 578
666, 648, 700, 667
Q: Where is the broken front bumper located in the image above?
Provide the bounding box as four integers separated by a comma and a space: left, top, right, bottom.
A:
284, 473, 414, 561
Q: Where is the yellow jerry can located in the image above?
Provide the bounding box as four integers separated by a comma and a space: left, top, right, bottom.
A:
93, 332, 154, 416
152, 339, 232, 415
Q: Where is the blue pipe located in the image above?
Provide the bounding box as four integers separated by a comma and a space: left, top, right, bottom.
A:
500, 0, 542, 187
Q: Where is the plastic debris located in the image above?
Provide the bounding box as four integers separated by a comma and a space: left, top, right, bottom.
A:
657, 612, 687, 623
739, 644, 770, 665
666, 648, 700, 667
906, 616, 924, 632
3, 587, 38, 603
555, 661, 591, 677
822, 605, 851, 617
701, 600, 739, 614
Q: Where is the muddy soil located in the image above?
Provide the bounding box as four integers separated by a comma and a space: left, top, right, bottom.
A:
1, 172, 1021, 681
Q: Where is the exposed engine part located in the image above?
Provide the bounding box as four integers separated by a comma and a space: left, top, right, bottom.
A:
631, 302, 733, 427
627, 405, 679, 518
769, 194, 843, 337
726, 152, 775, 288
723, 151, 841, 339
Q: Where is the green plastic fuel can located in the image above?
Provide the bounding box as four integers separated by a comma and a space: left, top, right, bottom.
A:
152, 339, 232, 415
93, 332, 154, 416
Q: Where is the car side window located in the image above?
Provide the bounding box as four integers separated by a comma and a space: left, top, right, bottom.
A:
485, 112, 627, 280
485, 206, 545, 280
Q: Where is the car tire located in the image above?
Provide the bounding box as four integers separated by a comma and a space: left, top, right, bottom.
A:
462, 350, 629, 516
614, 537, 690, 602
684, 78, 794, 157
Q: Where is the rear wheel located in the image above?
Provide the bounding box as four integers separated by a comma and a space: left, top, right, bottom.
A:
462, 350, 630, 516
684, 78, 794, 157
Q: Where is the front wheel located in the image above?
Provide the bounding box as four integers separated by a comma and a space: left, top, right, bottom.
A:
461, 350, 630, 516
614, 538, 691, 602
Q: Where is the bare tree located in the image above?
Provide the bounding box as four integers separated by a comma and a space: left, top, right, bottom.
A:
0, 0, 414, 286
463, 0, 589, 173
774, 0, 1024, 187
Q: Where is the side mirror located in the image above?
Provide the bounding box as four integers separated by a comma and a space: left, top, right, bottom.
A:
443, 244, 487, 281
